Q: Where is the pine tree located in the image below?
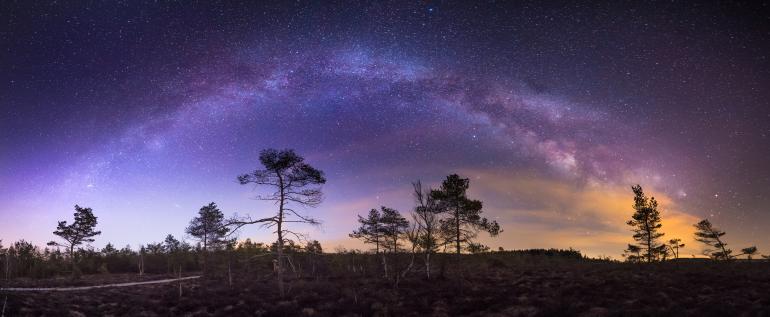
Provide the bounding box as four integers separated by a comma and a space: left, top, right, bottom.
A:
693, 219, 732, 260
623, 244, 642, 263
741, 246, 758, 261
667, 238, 685, 260
229, 148, 326, 297
350, 208, 384, 254
379, 206, 409, 253
186, 202, 230, 273
431, 174, 501, 255
47, 205, 102, 277
306, 240, 323, 254
625, 185, 665, 263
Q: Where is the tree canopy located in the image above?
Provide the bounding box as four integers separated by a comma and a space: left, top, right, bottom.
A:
431, 174, 501, 254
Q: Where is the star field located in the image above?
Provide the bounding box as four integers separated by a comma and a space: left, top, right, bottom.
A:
1, 1, 769, 257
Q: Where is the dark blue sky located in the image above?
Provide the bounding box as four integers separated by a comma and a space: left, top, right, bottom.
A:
1, 1, 769, 257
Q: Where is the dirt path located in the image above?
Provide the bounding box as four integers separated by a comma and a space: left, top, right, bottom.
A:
0, 276, 200, 292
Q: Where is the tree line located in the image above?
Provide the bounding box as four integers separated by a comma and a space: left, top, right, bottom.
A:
0, 148, 508, 297
623, 185, 766, 262
1, 148, 766, 297
349, 174, 501, 281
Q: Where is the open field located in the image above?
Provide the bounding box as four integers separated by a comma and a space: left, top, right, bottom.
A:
2, 255, 769, 316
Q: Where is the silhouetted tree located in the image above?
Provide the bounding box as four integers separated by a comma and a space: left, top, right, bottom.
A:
47, 205, 101, 277
659, 247, 671, 261
100, 243, 118, 273
402, 221, 420, 278
380, 207, 409, 254
625, 185, 665, 263
306, 240, 323, 254
694, 219, 732, 260
667, 238, 685, 260
146, 242, 164, 255
228, 148, 326, 297
5, 240, 38, 278
101, 243, 117, 256
164, 234, 182, 274
0, 240, 6, 280
350, 209, 384, 253
467, 242, 490, 254
623, 244, 643, 263
306, 240, 323, 277
431, 174, 501, 255
237, 238, 269, 254
186, 202, 230, 273
164, 234, 181, 252
740, 246, 758, 261
412, 181, 442, 279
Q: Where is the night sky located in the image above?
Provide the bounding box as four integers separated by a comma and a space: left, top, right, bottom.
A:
2, 1, 769, 257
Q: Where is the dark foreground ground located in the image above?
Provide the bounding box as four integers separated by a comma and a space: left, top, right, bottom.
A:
2, 260, 770, 316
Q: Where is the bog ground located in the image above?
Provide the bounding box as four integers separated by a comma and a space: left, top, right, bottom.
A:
2, 255, 770, 316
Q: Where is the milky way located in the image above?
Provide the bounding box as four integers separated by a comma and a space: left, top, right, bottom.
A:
1, 1, 769, 256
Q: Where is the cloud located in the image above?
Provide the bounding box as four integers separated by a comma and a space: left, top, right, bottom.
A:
460, 169, 702, 258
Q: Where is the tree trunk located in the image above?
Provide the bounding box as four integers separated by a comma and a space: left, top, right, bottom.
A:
4, 253, 9, 280
455, 206, 461, 255
643, 212, 652, 263
381, 254, 388, 278
277, 174, 286, 298
69, 245, 76, 278
202, 235, 208, 274
138, 253, 144, 277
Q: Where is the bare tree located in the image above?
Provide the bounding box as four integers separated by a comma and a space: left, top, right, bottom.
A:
402, 221, 420, 278
227, 148, 326, 297
412, 181, 442, 279
47, 205, 101, 277
694, 219, 732, 260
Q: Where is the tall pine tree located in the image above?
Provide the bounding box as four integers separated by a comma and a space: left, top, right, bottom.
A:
350, 208, 384, 254
626, 185, 665, 263
431, 174, 501, 255
186, 202, 230, 273
379, 206, 409, 253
